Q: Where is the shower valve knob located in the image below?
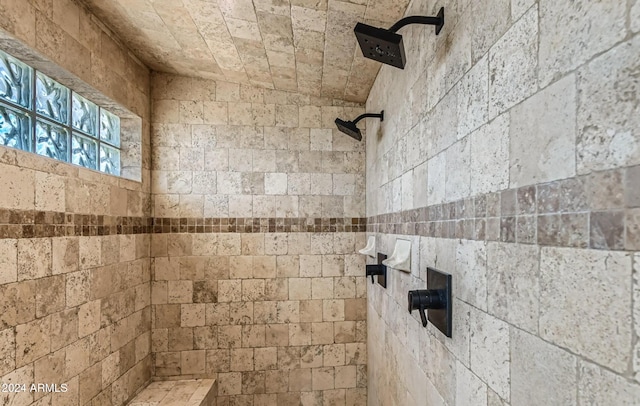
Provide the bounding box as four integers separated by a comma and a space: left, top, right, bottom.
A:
365, 253, 387, 288
408, 289, 446, 327
366, 264, 384, 283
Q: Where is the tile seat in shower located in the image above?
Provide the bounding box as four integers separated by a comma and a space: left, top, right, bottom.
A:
127, 379, 216, 406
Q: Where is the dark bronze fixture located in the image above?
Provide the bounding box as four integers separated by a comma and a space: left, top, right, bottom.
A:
354, 7, 445, 69
407, 267, 452, 337
335, 111, 384, 141
365, 253, 387, 288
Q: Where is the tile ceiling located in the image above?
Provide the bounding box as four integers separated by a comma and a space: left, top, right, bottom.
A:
78, 0, 411, 102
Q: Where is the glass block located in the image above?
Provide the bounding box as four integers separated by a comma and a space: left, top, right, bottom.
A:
36, 72, 69, 124
71, 133, 97, 170
71, 93, 98, 136
99, 143, 120, 176
100, 108, 120, 147
0, 49, 32, 108
36, 119, 69, 161
0, 102, 31, 151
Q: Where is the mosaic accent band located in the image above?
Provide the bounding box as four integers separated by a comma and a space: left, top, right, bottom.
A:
0, 210, 367, 238
368, 166, 639, 252
3, 166, 636, 250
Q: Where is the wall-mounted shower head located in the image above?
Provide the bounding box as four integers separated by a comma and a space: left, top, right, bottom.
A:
354, 25, 406, 69
335, 111, 384, 141
355, 7, 445, 69
335, 118, 362, 141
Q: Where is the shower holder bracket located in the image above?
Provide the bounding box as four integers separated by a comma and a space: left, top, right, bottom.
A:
365, 253, 387, 288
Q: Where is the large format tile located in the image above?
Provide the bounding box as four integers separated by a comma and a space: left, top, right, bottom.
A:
578, 361, 640, 406
0, 163, 34, 210
539, 247, 632, 373
538, 0, 626, 87
445, 138, 471, 202
576, 36, 640, 174
456, 361, 488, 406
511, 328, 577, 406
487, 243, 539, 333
470, 114, 509, 195
0, 239, 18, 285
457, 55, 489, 139
470, 308, 510, 401
427, 153, 446, 206
509, 74, 576, 187
470, 0, 511, 63
488, 5, 538, 118
455, 239, 488, 311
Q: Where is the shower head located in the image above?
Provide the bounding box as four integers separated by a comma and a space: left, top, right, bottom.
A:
334, 111, 384, 141
354, 24, 406, 69
335, 118, 363, 141
354, 7, 445, 69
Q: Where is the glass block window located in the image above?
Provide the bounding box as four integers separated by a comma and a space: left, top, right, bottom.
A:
0, 48, 121, 176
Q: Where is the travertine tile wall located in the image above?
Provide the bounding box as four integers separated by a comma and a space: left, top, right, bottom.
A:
150, 74, 368, 405
150, 232, 367, 406
0, 0, 152, 405
0, 0, 151, 182
151, 72, 366, 220
75, 0, 405, 102
365, 0, 640, 405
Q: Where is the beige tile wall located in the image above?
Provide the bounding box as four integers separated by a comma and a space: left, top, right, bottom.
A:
3, 2, 373, 406
0, 0, 152, 183
365, 0, 640, 405
0, 1, 153, 405
150, 232, 367, 405
150, 73, 366, 220
150, 74, 369, 405
72, 0, 401, 102
0, 232, 152, 406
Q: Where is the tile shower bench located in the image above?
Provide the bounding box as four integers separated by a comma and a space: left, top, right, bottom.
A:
127, 379, 216, 406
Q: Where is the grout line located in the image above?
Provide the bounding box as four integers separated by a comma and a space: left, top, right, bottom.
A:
630, 252, 639, 379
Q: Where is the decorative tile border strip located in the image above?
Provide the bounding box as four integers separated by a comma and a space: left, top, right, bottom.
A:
0, 209, 367, 238
0, 210, 152, 238
150, 217, 367, 233
367, 165, 640, 252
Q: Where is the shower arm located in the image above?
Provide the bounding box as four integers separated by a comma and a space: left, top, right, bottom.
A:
387, 8, 445, 34
389, 16, 442, 32
352, 111, 384, 125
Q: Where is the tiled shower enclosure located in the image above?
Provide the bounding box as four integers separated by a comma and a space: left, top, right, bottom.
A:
0, 0, 639, 405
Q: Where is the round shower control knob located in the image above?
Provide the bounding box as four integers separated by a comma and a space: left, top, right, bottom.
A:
408, 289, 446, 327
